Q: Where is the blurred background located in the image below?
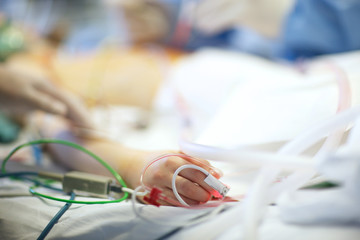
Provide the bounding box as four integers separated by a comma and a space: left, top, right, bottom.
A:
0, 0, 296, 146
1, 0, 359, 150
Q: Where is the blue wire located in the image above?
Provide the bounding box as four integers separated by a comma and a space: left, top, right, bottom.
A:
37, 192, 76, 240
0, 171, 63, 192
31, 144, 43, 166
0, 171, 38, 178
21, 176, 63, 192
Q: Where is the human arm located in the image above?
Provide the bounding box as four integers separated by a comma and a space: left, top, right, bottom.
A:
40, 116, 222, 206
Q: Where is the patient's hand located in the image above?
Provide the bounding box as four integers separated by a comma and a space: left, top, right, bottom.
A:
141, 154, 222, 206
35, 114, 222, 206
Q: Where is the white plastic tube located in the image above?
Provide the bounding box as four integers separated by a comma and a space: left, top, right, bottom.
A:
242, 166, 280, 240
172, 164, 209, 206
271, 71, 353, 202
242, 64, 353, 240
278, 105, 360, 155
346, 116, 360, 148
180, 106, 360, 170
179, 140, 314, 169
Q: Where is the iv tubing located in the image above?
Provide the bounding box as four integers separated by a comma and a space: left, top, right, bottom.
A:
277, 105, 360, 155
180, 140, 314, 169
268, 64, 353, 201
269, 63, 354, 201
243, 62, 353, 240
346, 116, 360, 148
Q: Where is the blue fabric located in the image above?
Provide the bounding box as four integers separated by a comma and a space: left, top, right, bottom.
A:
160, 0, 235, 51
164, 0, 360, 60
184, 29, 236, 51
279, 0, 360, 60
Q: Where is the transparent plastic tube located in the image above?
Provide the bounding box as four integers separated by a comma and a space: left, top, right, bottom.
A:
179, 107, 360, 170
278, 105, 360, 155
270, 64, 353, 202
242, 166, 280, 240
290, 61, 351, 157
243, 62, 353, 240
179, 139, 314, 170
346, 116, 360, 148
177, 61, 356, 239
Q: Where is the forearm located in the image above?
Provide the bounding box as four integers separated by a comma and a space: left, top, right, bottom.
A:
84, 140, 159, 189
42, 117, 221, 206
48, 129, 167, 189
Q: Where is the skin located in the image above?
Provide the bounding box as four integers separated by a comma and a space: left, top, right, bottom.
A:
38, 115, 222, 206
0, 65, 93, 128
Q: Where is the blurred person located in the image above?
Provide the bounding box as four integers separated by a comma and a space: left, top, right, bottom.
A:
118, 0, 360, 60
188, 0, 360, 60
117, 0, 241, 51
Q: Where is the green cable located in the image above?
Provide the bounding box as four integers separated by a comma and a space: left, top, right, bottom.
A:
1, 139, 129, 204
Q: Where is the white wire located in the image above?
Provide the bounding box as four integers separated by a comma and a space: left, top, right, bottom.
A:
346, 116, 360, 148
122, 187, 148, 196
172, 164, 210, 207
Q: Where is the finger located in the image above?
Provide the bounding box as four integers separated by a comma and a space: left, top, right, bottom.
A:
178, 167, 214, 193
25, 88, 67, 115
36, 81, 93, 128
161, 187, 201, 206
142, 155, 220, 202
179, 153, 223, 179
172, 175, 211, 203
137, 187, 199, 206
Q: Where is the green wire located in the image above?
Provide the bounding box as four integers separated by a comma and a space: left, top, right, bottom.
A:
1, 139, 129, 204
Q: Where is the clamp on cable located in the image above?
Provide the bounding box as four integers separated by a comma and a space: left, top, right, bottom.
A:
38, 171, 123, 198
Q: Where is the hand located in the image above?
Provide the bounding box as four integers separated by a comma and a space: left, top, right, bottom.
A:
141, 153, 223, 206
0, 65, 93, 128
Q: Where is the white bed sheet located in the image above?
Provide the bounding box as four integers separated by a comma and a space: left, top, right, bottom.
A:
1, 178, 359, 240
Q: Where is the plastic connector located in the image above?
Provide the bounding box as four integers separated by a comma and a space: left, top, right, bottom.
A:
62, 171, 115, 197
143, 187, 162, 207
204, 174, 230, 199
